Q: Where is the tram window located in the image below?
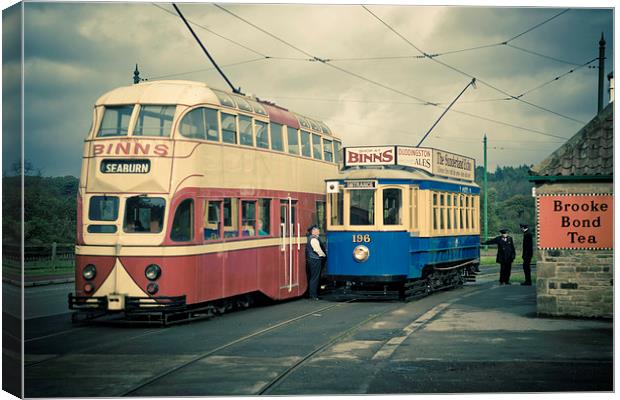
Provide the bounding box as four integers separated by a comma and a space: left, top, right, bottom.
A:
179, 107, 220, 141
333, 141, 342, 163
239, 115, 254, 146
249, 100, 267, 116
383, 189, 402, 225
213, 90, 235, 108
350, 189, 374, 225
446, 194, 452, 230
329, 192, 343, 226
432, 193, 439, 231
258, 199, 270, 236
87, 225, 117, 234
309, 119, 321, 132
311, 134, 323, 160
270, 123, 284, 152
233, 96, 253, 113
203, 200, 222, 241
123, 196, 165, 234
319, 121, 331, 135
133, 105, 175, 137
255, 120, 269, 149
411, 188, 419, 230
221, 113, 237, 144
279, 200, 297, 230
223, 198, 239, 238
439, 194, 445, 230
315, 201, 326, 232
298, 116, 311, 129
465, 196, 470, 229
287, 127, 300, 155
171, 199, 194, 242
323, 139, 333, 162
98, 105, 133, 137
241, 201, 257, 237
89, 196, 119, 221
300, 131, 312, 157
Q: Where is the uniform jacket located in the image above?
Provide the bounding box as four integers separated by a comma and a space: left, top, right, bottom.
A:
483, 235, 516, 264
522, 230, 533, 261
306, 234, 326, 260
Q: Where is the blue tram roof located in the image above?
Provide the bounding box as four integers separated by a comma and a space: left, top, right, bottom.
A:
329, 166, 480, 194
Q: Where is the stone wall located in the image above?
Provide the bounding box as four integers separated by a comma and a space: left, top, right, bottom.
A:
535, 181, 613, 318
536, 249, 613, 318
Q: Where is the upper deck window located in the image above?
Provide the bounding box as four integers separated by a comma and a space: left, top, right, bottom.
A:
124, 196, 165, 233
350, 189, 374, 225
300, 130, 312, 157
233, 96, 254, 113
319, 122, 331, 135
298, 116, 311, 129
323, 139, 333, 162
214, 90, 235, 108
333, 141, 342, 163
309, 119, 321, 132
179, 107, 219, 141
312, 134, 323, 160
270, 123, 284, 152
287, 127, 300, 155
249, 100, 267, 116
97, 105, 134, 137
239, 115, 254, 146
256, 120, 269, 149
221, 113, 237, 144
133, 105, 175, 137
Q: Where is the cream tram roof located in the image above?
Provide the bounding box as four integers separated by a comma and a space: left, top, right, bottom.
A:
95, 80, 336, 137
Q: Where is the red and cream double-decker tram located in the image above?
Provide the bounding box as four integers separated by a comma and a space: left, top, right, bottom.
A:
69, 80, 342, 323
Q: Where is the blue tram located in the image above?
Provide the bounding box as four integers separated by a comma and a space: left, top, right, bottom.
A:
324, 146, 480, 298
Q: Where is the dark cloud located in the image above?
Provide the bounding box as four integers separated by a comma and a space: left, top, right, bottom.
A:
7, 2, 614, 176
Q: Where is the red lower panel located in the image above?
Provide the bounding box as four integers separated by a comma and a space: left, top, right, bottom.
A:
119, 244, 309, 304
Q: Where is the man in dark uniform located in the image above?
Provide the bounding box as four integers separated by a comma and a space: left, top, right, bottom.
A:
305, 225, 326, 300
482, 229, 516, 285
520, 223, 533, 286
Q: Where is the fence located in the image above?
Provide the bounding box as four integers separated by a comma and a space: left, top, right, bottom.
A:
3, 243, 75, 275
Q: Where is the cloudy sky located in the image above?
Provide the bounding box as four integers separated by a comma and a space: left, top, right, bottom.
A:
2, 1, 614, 176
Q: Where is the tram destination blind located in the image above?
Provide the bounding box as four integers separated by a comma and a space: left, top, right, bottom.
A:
100, 159, 151, 174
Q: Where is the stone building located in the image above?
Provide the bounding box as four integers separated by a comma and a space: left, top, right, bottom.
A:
529, 102, 613, 318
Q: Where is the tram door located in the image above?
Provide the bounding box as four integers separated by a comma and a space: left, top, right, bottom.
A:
280, 198, 300, 295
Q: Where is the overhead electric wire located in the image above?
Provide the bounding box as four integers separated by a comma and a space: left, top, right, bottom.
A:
514, 57, 599, 98
212, 3, 572, 141
503, 8, 570, 43
146, 57, 267, 80
362, 6, 586, 125
505, 43, 582, 65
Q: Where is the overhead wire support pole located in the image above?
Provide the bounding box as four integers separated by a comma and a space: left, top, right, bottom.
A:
172, 3, 242, 94
416, 78, 476, 147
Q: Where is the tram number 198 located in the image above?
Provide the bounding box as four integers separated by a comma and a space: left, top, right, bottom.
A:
352, 234, 371, 243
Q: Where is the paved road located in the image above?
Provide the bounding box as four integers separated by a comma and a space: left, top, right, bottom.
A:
3, 282, 74, 320
22, 270, 612, 397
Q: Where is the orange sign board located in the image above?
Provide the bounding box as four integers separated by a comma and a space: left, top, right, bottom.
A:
538, 195, 613, 249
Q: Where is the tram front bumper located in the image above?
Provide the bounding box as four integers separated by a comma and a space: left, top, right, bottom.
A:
68, 293, 187, 314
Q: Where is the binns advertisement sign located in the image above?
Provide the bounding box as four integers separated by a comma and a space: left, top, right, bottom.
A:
537, 195, 613, 249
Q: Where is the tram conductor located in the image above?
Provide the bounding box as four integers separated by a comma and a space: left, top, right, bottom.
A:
306, 225, 326, 300
482, 229, 516, 285
520, 223, 533, 286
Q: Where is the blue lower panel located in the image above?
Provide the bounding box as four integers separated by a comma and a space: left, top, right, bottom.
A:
326, 232, 480, 280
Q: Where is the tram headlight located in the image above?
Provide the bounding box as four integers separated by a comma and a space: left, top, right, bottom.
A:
353, 245, 370, 263
145, 264, 161, 281
82, 264, 97, 281
146, 282, 159, 295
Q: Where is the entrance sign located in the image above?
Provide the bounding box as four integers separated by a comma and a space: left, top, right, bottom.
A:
343, 145, 475, 182
538, 194, 613, 249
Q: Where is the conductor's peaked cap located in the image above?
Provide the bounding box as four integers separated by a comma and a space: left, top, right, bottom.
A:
499, 229, 509, 234
519, 223, 529, 228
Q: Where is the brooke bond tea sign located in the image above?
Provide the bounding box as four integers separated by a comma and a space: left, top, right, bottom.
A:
344, 146, 395, 166
397, 147, 433, 174
538, 195, 613, 249
433, 150, 475, 181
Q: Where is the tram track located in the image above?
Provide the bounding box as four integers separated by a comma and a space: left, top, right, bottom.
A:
119, 299, 359, 396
